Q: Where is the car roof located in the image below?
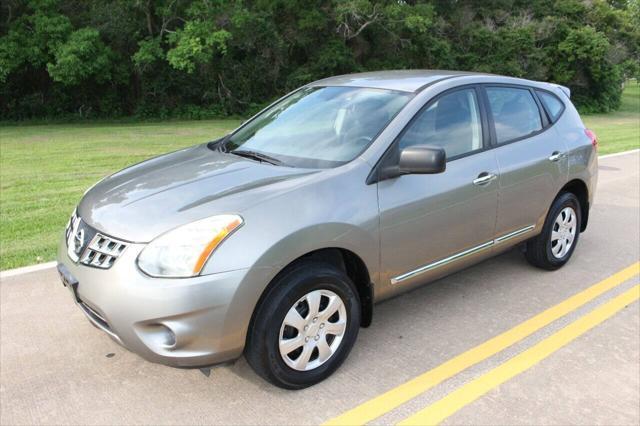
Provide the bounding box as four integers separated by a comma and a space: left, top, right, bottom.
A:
308, 70, 489, 93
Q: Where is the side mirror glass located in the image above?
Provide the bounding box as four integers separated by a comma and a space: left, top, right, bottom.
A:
398, 145, 446, 175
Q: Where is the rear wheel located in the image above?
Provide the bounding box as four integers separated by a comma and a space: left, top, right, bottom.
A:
245, 260, 361, 389
525, 192, 581, 270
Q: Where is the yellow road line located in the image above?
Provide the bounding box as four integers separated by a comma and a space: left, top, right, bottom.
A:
398, 284, 640, 426
323, 262, 639, 426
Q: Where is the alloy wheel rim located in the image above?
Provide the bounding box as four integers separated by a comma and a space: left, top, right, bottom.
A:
550, 206, 577, 259
278, 289, 347, 371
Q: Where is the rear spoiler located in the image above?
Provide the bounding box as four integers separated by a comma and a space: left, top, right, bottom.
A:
552, 84, 571, 99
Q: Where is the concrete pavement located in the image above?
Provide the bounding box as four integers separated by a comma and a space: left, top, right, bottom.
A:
1, 151, 638, 425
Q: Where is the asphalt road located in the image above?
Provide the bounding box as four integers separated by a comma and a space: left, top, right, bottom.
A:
1, 151, 639, 426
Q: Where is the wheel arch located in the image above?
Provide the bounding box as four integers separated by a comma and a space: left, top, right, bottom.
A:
246, 247, 374, 352
560, 179, 590, 231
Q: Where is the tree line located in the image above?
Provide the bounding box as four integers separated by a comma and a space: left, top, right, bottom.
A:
1, 0, 638, 121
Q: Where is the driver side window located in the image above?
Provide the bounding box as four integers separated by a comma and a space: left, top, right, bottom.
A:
398, 88, 483, 159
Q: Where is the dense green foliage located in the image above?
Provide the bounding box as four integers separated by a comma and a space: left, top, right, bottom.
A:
1, 0, 638, 120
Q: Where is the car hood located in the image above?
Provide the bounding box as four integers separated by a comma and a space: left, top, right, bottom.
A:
78, 144, 316, 242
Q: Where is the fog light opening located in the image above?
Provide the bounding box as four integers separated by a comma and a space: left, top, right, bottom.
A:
160, 324, 177, 348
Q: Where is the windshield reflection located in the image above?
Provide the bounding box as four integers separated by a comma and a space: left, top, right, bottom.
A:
224, 86, 412, 168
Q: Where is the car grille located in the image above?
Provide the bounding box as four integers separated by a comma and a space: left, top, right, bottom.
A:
80, 233, 128, 269
66, 210, 128, 269
77, 297, 123, 344
78, 299, 110, 330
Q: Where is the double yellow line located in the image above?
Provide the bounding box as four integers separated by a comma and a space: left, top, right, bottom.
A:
325, 262, 640, 426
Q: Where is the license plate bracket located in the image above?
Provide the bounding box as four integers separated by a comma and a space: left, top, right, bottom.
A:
57, 263, 80, 303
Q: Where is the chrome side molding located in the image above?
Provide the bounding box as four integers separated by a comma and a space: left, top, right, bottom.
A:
391, 224, 536, 285
391, 241, 493, 284
494, 225, 535, 243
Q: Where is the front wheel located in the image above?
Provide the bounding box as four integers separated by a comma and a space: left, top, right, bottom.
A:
525, 192, 582, 270
245, 260, 361, 389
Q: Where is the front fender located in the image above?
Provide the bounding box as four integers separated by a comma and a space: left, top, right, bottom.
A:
215, 222, 379, 349
251, 222, 379, 281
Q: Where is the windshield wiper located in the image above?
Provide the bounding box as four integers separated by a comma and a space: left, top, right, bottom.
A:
231, 150, 284, 166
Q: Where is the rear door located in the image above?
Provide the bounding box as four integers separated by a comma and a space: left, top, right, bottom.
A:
482, 85, 568, 242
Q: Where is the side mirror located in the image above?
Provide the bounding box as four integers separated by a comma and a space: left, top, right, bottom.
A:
370, 145, 446, 184
398, 145, 446, 175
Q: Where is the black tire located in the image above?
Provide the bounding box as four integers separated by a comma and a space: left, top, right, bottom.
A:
245, 260, 361, 389
525, 192, 582, 270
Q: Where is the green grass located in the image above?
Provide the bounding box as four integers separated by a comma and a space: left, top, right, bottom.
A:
582, 81, 640, 155
1, 84, 638, 270
0, 120, 240, 270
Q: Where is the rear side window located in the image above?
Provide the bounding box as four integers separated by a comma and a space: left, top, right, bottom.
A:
486, 87, 542, 144
398, 88, 483, 159
536, 90, 565, 122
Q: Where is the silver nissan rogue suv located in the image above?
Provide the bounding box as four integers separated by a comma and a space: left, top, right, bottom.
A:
57, 70, 598, 389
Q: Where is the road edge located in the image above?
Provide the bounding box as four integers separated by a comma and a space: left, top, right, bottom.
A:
1, 261, 58, 279
599, 148, 639, 159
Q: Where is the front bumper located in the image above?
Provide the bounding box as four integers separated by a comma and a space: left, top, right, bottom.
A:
56, 237, 266, 368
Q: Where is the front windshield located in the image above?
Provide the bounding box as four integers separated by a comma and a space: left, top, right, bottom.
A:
222, 86, 412, 168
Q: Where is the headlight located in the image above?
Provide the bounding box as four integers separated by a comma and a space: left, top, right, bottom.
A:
65, 208, 77, 230
137, 215, 243, 278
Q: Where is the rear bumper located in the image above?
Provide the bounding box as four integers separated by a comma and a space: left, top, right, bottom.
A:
56, 236, 268, 368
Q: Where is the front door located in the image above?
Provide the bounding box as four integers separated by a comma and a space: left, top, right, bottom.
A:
377, 87, 499, 299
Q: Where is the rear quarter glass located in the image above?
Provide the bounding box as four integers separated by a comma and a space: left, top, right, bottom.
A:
537, 90, 565, 122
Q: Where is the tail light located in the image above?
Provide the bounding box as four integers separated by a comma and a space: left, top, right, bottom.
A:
585, 129, 597, 151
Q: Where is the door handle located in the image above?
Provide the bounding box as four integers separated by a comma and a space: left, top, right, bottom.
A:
473, 172, 497, 186
548, 151, 566, 162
